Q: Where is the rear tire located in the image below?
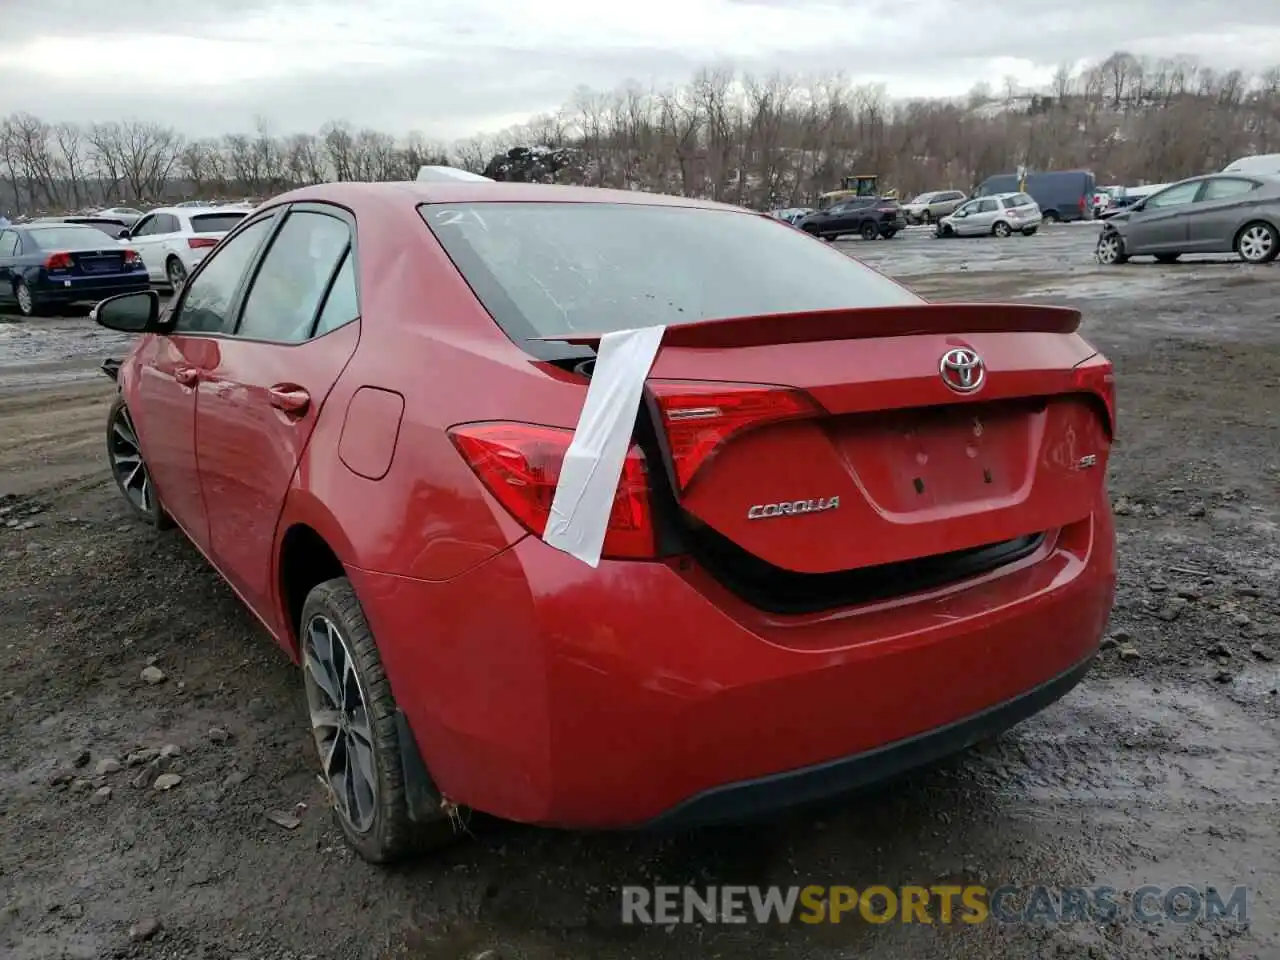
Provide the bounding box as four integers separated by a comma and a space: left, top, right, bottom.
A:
300, 578, 466, 863
1043, 210, 1061, 224
165, 256, 188, 289
1021, 227, 1038, 236
859, 221, 878, 241
1235, 221, 1278, 264
993, 221, 1012, 238
922, 211, 933, 224
14, 280, 40, 318
882, 229, 899, 239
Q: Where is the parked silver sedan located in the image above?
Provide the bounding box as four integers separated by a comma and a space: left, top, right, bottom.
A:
1095, 174, 1280, 265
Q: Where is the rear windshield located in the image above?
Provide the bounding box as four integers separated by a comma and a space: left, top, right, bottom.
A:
190, 212, 247, 234
420, 202, 920, 339
1004, 193, 1036, 207
26, 226, 115, 249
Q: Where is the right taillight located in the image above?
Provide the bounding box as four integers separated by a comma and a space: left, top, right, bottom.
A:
448, 422, 656, 560
1073, 354, 1116, 438
648, 380, 824, 493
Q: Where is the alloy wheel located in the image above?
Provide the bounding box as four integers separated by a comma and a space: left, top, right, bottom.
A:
1096, 233, 1123, 265
303, 614, 379, 834
1238, 224, 1275, 263
15, 282, 33, 316
107, 405, 155, 515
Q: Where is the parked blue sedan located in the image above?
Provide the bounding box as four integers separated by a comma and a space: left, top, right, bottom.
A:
0, 222, 150, 317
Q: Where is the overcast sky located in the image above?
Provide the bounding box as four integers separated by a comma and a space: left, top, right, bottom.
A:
2, 0, 1279, 141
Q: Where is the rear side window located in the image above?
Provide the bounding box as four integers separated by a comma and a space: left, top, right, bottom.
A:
314, 251, 359, 337
421, 202, 920, 340
0, 231, 17, 256
236, 212, 350, 343
191, 213, 248, 234
1200, 178, 1257, 201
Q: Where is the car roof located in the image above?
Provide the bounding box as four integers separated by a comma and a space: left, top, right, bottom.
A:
262, 180, 748, 214
22, 219, 116, 228
145, 204, 252, 217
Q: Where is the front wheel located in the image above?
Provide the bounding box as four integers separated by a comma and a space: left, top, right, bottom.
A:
993, 221, 1012, 238
1236, 221, 1278, 264
859, 221, 878, 241
1021, 227, 1038, 236
106, 396, 172, 528
300, 578, 465, 863
1095, 230, 1128, 265
922, 211, 933, 224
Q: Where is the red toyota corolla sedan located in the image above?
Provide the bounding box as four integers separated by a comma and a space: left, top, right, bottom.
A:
91, 179, 1116, 863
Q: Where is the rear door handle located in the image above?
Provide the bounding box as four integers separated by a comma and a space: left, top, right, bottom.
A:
174, 366, 199, 386
268, 385, 310, 416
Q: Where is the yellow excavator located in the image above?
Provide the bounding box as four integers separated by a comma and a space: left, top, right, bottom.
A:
816, 175, 896, 210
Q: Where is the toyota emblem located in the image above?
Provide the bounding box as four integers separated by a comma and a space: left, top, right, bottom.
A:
939, 347, 985, 393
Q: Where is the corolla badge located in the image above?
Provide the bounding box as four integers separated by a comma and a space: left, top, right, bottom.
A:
747, 497, 840, 520
939, 347, 985, 394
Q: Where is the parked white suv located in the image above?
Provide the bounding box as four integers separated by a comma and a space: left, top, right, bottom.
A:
118, 205, 249, 288
936, 192, 1043, 238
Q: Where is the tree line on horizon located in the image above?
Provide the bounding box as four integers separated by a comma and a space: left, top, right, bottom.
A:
2, 50, 1279, 215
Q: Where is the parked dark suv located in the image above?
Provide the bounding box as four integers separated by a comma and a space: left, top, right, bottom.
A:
796, 197, 906, 240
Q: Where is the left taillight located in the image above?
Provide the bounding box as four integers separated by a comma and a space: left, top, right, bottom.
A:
122, 249, 143, 267
648, 380, 824, 493
448, 422, 656, 560
44, 252, 73, 269
188, 237, 218, 249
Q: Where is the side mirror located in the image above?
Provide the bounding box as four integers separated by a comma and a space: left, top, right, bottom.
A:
91, 290, 160, 333
117, 229, 130, 240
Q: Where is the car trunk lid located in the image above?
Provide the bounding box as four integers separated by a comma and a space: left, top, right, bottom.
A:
540, 303, 1114, 576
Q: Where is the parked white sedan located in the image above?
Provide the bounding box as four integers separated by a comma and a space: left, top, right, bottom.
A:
117, 205, 249, 288
936, 192, 1043, 238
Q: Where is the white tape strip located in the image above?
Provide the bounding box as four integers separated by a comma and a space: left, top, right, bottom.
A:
543, 325, 666, 567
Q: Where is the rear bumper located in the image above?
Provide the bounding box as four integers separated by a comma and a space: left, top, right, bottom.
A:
351, 511, 1114, 828
647, 652, 1093, 829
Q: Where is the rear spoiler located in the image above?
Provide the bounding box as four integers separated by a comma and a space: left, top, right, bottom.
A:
530, 303, 1081, 351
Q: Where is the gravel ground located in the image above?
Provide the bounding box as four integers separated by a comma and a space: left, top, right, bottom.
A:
1, 224, 1278, 960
